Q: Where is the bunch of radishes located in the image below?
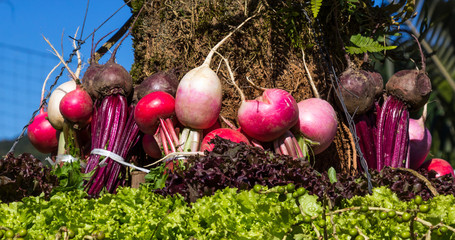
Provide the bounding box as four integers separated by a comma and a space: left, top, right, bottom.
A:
133, 14, 339, 168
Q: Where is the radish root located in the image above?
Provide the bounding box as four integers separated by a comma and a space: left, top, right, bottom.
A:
43, 36, 78, 81
301, 48, 320, 98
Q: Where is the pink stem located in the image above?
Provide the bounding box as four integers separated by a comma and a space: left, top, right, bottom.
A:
160, 118, 176, 153
291, 134, 304, 158
280, 141, 289, 156
165, 118, 179, 147
284, 135, 298, 159
159, 127, 169, 155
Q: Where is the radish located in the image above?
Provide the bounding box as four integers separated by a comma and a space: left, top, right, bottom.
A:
421, 158, 454, 178
48, 80, 77, 130
407, 105, 432, 169
27, 111, 59, 154
237, 87, 299, 142
27, 63, 61, 154
200, 128, 250, 152
59, 86, 93, 127
218, 53, 298, 147
293, 98, 337, 154
175, 14, 257, 151
134, 91, 179, 154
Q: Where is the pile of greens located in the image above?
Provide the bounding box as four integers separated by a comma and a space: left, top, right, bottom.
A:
1, 185, 455, 239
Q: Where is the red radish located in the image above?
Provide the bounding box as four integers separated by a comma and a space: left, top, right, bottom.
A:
175, 14, 257, 152
200, 128, 250, 152
421, 158, 454, 178
142, 134, 162, 159
134, 91, 175, 134
27, 111, 59, 153
27, 62, 61, 153
293, 98, 337, 154
407, 105, 431, 169
59, 86, 93, 127
135, 91, 179, 155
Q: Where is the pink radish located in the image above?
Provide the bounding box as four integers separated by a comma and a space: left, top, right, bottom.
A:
238, 88, 299, 142
218, 54, 299, 143
27, 110, 59, 153
175, 14, 257, 152
421, 158, 454, 178
201, 128, 250, 152
407, 105, 431, 169
293, 98, 337, 154
59, 86, 93, 127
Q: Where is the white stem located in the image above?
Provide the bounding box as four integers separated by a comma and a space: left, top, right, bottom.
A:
42, 35, 78, 81
41, 62, 62, 104
202, 12, 259, 66
72, 28, 82, 79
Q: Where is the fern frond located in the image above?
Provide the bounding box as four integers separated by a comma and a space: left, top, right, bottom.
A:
311, 0, 323, 18
346, 34, 396, 54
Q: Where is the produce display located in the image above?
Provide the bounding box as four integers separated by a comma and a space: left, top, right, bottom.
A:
1, 0, 455, 240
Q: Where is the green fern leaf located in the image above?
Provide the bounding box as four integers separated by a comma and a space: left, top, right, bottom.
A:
311, 0, 323, 18
346, 34, 396, 54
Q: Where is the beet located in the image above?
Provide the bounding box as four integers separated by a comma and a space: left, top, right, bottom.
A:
386, 35, 431, 111
134, 70, 179, 101
83, 58, 133, 99
385, 69, 431, 111
337, 66, 377, 115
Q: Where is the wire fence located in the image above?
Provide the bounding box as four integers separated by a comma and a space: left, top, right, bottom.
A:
0, 42, 57, 141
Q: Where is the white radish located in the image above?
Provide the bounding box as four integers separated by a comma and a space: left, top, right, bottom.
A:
48, 80, 77, 130
175, 13, 258, 151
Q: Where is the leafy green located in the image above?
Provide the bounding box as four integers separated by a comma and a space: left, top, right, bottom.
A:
1, 186, 455, 239
51, 160, 85, 193
346, 34, 396, 54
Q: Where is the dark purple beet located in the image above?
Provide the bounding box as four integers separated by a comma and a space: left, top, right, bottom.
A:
385, 69, 431, 111
134, 70, 179, 101
83, 58, 133, 99
337, 67, 377, 115
385, 35, 432, 112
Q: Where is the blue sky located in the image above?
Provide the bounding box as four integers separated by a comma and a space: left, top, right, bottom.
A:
0, 0, 134, 140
